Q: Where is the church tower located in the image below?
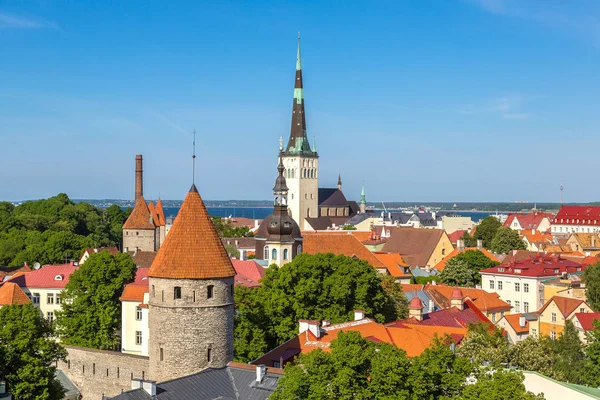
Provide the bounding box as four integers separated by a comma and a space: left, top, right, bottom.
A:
360, 184, 367, 214
281, 35, 319, 230
148, 184, 236, 382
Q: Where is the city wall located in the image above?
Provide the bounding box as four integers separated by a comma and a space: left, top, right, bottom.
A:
58, 345, 149, 399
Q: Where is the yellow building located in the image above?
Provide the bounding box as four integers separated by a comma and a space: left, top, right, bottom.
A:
542, 276, 586, 302
381, 227, 453, 269
529, 296, 593, 339
566, 233, 600, 256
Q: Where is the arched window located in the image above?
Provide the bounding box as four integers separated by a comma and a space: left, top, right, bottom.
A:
174, 286, 182, 299
283, 249, 289, 260
272, 248, 277, 260
264, 246, 269, 260
207, 285, 214, 299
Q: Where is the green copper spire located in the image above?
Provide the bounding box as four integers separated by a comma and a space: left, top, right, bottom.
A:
296, 32, 302, 71
360, 184, 366, 205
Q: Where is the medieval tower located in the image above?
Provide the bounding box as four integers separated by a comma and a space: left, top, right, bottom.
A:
148, 184, 236, 382
281, 35, 319, 230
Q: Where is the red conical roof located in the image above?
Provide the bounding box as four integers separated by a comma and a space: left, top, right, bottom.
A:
123, 196, 155, 230
149, 185, 235, 279
409, 297, 423, 309
451, 288, 463, 300
156, 199, 166, 226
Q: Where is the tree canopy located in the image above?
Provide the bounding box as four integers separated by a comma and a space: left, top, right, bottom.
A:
474, 216, 502, 249
584, 262, 600, 311
211, 216, 254, 238
233, 253, 408, 362
56, 251, 137, 349
0, 303, 67, 400
439, 250, 499, 286
0, 195, 130, 267
490, 227, 527, 254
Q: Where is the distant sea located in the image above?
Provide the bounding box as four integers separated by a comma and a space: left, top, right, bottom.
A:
163, 207, 496, 223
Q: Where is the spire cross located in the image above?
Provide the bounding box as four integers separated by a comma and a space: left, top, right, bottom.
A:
192, 129, 197, 184
279, 136, 284, 152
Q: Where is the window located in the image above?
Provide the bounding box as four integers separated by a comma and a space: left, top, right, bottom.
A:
273, 361, 281, 368
230, 284, 234, 296
264, 246, 269, 260
507, 300, 511, 306
272, 248, 277, 260
491, 313, 496, 322
32, 293, 40, 304
135, 331, 142, 345
551, 312, 557, 323
283, 249, 289, 260
515, 301, 520, 312
498, 281, 503, 290
56, 294, 61, 304
136, 232, 139, 236
298, 245, 302, 254
47, 311, 54, 323
152, 285, 155, 297
550, 331, 556, 340
500, 312, 505, 318
524, 283, 529, 293
207, 285, 214, 299
524, 302, 529, 313
580, 308, 586, 313
515, 283, 520, 292
207, 348, 212, 362
489, 281, 495, 290
174, 286, 182, 299
135, 307, 142, 321
532, 328, 537, 336
47, 293, 54, 304
442, 248, 446, 256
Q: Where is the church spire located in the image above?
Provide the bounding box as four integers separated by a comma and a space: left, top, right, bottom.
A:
284, 34, 315, 156
338, 171, 342, 190
360, 184, 366, 214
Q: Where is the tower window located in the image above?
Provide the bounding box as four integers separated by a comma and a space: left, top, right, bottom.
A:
160, 348, 164, 361
207, 347, 212, 362
272, 248, 277, 260
284, 249, 289, 260
207, 285, 214, 299
174, 286, 182, 299
264, 246, 269, 260
230, 284, 234, 296
152, 285, 155, 297
298, 245, 302, 253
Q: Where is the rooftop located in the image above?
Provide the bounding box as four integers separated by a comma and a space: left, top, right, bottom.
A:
0, 282, 31, 305
303, 232, 384, 268
553, 206, 600, 226
5, 263, 77, 289
480, 255, 584, 278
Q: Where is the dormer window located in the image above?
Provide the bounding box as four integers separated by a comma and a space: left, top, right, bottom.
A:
498, 267, 505, 272
54, 275, 63, 281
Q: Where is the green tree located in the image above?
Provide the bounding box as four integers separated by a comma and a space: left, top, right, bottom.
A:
439, 258, 478, 287
508, 335, 556, 377
460, 231, 477, 247
211, 216, 254, 238
551, 320, 586, 384
459, 369, 544, 400
223, 243, 240, 258
584, 262, 600, 311
0, 303, 67, 400
234, 253, 398, 362
490, 227, 527, 254
56, 251, 136, 349
474, 216, 502, 249
456, 323, 509, 366
381, 273, 409, 321
441, 250, 499, 285
583, 320, 600, 386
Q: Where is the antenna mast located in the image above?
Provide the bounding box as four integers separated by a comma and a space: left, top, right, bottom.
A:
192, 129, 197, 184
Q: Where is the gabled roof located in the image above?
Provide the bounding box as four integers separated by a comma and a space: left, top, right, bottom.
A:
501, 313, 529, 334
538, 296, 587, 318
232, 259, 265, 288
123, 196, 156, 230
303, 232, 385, 267
149, 185, 236, 279
574, 312, 600, 331
155, 199, 166, 226
448, 230, 466, 244
0, 264, 31, 280
503, 212, 553, 230
148, 202, 161, 227
318, 188, 348, 206
373, 253, 410, 277
127, 251, 157, 269
433, 248, 499, 272
381, 227, 447, 267
569, 233, 600, 249
82, 247, 119, 258
0, 282, 31, 305
389, 299, 492, 329
553, 206, 600, 226
119, 284, 148, 303
424, 284, 511, 312
480, 255, 584, 278
6, 264, 77, 289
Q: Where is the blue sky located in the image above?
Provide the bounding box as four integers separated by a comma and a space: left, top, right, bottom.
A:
1, 0, 600, 203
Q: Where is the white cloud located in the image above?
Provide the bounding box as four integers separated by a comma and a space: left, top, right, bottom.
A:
0, 12, 57, 29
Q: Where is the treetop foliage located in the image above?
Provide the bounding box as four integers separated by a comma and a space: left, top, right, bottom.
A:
211, 216, 254, 238
584, 262, 600, 312
490, 227, 527, 254
474, 216, 502, 249
439, 250, 499, 287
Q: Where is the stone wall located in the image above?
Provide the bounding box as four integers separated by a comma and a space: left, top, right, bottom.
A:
58, 345, 149, 400
123, 228, 155, 252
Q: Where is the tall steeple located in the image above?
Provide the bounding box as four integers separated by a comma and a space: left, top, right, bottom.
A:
338, 172, 342, 190
284, 33, 315, 155
360, 184, 367, 214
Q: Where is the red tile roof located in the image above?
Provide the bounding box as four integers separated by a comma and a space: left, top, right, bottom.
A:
132, 268, 150, 285
448, 230, 466, 244
574, 312, 600, 331
149, 185, 236, 279
538, 296, 587, 318
0, 265, 31, 279
81, 247, 119, 258
480, 255, 584, 278
119, 284, 148, 302
503, 213, 553, 230
303, 232, 385, 267
373, 253, 410, 277
389, 299, 492, 329
6, 264, 77, 289
424, 284, 511, 313
502, 313, 529, 334
553, 206, 600, 226
123, 196, 156, 230
0, 282, 31, 305
231, 259, 265, 288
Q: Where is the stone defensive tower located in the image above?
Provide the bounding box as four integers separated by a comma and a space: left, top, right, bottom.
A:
148, 184, 236, 383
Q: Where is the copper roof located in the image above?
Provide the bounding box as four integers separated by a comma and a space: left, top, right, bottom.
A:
123, 196, 156, 230
149, 185, 236, 279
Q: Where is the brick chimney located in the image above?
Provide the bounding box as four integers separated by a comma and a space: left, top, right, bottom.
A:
409, 297, 424, 321
135, 155, 143, 202
450, 288, 464, 310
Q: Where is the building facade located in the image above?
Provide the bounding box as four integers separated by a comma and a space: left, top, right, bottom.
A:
551, 206, 600, 234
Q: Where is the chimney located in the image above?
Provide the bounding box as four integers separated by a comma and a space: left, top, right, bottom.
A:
142, 381, 156, 396
124, 247, 129, 253
428, 300, 434, 313
354, 310, 365, 321
477, 239, 483, 250
135, 155, 143, 202
450, 288, 464, 310
256, 364, 266, 383
299, 320, 321, 338
519, 315, 526, 328
409, 297, 424, 321
131, 378, 143, 390
457, 239, 465, 251
321, 320, 331, 327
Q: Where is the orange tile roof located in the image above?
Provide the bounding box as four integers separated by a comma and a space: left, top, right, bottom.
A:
538, 296, 586, 318
155, 199, 166, 226
0, 282, 31, 305
433, 247, 499, 272
373, 253, 410, 277
520, 231, 553, 246
148, 202, 161, 226
149, 185, 236, 279
400, 284, 425, 293
424, 284, 511, 312
386, 324, 466, 357
502, 313, 529, 334
123, 196, 155, 230
119, 284, 148, 302
303, 233, 384, 267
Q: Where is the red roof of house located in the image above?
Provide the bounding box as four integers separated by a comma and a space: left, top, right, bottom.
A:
433, 248, 499, 272
6, 264, 77, 289
123, 196, 156, 230
424, 284, 511, 313
149, 185, 236, 279
373, 253, 410, 277
448, 230, 466, 244
480, 255, 584, 278
82, 247, 119, 258
231, 259, 265, 288
132, 268, 150, 285
503, 213, 553, 230
0, 282, 31, 305
574, 312, 600, 331
0, 265, 31, 279
388, 299, 492, 329
553, 206, 600, 226
381, 228, 448, 267
119, 284, 148, 302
